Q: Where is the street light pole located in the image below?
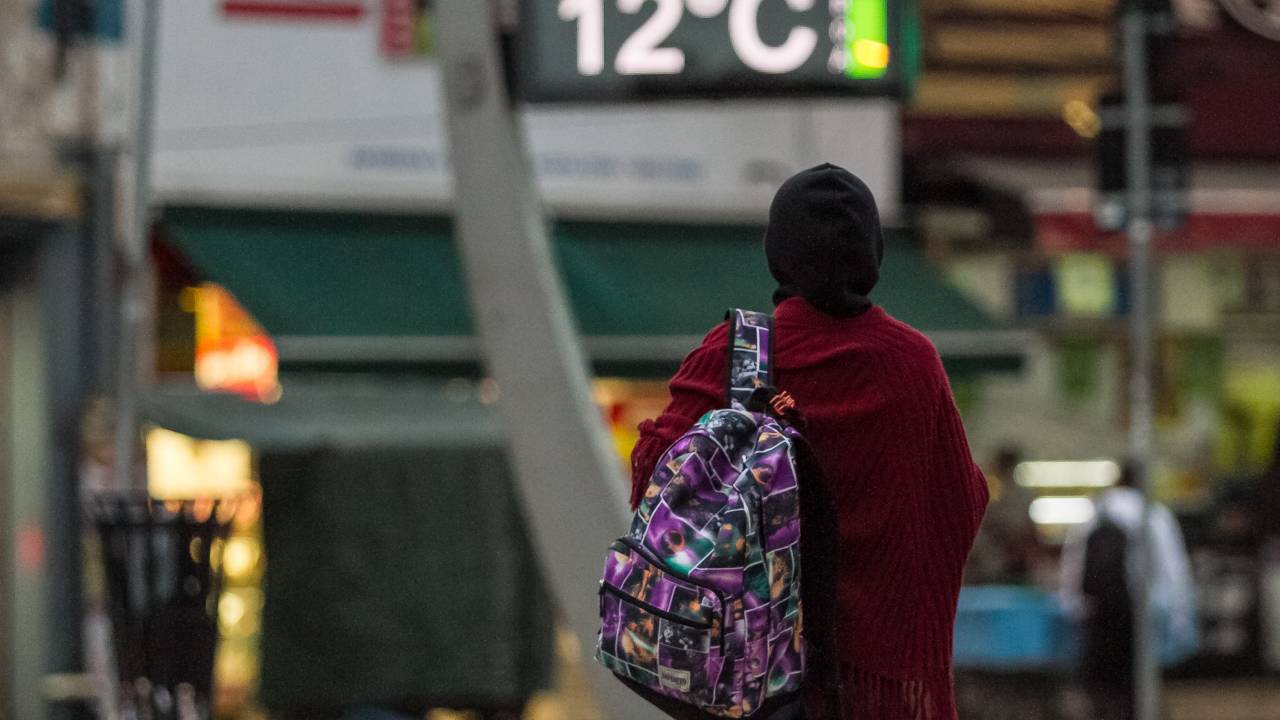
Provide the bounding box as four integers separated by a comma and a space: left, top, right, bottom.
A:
112, 0, 160, 493
1120, 5, 1160, 720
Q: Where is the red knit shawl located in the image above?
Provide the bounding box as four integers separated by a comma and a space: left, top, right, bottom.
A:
630, 298, 989, 720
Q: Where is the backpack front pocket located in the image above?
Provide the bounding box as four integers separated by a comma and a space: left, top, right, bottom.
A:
597, 541, 726, 707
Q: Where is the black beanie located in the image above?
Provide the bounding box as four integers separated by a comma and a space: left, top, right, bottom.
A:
764, 163, 884, 317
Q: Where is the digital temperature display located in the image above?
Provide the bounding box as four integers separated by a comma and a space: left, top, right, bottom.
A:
518, 0, 908, 102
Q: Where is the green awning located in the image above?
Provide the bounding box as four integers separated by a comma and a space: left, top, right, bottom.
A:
142, 376, 501, 450
163, 206, 1024, 375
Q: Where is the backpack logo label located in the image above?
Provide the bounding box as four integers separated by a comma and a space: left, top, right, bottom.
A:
659, 666, 692, 693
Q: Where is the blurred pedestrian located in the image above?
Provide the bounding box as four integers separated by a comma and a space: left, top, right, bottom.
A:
1251, 420, 1280, 543
964, 446, 1041, 585
630, 163, 989, 719
1059, 462, 1197, 720
1253, 420, 1280, 672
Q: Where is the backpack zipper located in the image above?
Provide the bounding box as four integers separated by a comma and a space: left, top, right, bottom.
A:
616, 536, 730, 654
599, 583, 713, 629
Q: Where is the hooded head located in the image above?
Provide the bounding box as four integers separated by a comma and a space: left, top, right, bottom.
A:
764, 163, 884, 317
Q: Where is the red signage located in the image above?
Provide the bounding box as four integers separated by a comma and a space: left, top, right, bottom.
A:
1037, 212, 1280, 256
194, 284, 280, 404
380, 0, 433, 58
381, 0, 414, 56
221, 1, 366, 21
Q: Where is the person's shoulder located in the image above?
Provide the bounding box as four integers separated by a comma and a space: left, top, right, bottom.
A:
868, 308, 946, 375
873, 308, 939, 353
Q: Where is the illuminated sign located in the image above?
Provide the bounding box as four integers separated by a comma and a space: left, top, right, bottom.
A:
519, 0, 908, 101
192, 284, 281, 403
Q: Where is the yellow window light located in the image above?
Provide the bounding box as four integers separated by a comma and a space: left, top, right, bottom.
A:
146, 427, 252, 499
219, 592, 246, 629
222, 537, 261, 583
217, 588, 263, 638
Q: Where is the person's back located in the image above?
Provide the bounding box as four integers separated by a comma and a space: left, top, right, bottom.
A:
630, 165, 989, 719
1058, 467, 1198, 720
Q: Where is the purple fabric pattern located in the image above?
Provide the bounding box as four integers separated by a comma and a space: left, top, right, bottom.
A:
598, 406, 807, 717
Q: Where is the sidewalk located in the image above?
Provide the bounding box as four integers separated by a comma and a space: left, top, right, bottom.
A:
1167, 678, 1280, 720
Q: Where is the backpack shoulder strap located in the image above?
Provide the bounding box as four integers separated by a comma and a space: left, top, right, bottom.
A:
726, 308, 774, 407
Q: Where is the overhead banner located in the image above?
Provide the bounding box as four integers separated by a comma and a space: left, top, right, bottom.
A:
152, 3, 899, 222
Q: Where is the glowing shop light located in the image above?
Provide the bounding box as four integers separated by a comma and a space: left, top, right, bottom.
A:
1015, 460, 1120, 488
1029, 497, 1096, 526
219, 592, 246, 629
146, 428, 252, 499
222, 537, 261, 582
193, 283, 280, 403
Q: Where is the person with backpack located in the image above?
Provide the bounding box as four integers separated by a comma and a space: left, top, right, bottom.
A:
620, 164, 990, 719
1058, 462, 1198, 720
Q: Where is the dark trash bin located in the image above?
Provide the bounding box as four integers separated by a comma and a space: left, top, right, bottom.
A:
86, 492, 237, 720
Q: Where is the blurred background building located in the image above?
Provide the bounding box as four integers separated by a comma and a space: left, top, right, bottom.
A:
1, 0, 1279, 719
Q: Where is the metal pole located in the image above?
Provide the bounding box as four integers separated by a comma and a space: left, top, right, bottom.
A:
435, 2, 645, 717
1121, 7, 1160, 720
112, 0, 160, 493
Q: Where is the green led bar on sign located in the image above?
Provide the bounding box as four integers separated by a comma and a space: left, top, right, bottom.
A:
847, 0, 890, 80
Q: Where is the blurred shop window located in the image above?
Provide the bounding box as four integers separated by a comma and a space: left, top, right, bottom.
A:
595, 379, 670, 464
1056, 254, 1116, 319
1219, 367, 1280, 474
944, 254, 1017, 321
1162, 255, 1226, 333
1055, 338, 1103, 403
1015, 255, 1135, 322
1256, 254, 1280, 315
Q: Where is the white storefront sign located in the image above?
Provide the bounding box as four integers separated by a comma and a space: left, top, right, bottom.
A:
153, 2, 899, 222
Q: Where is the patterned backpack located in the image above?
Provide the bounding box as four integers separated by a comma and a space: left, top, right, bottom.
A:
597, 310, 841, 718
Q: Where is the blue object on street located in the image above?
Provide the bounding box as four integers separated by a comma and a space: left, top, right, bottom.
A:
954, 584, 1198, 670
953, 586, 1078, 670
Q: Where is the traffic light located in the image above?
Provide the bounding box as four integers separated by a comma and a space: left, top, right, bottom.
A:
1093, 92, 1189, 232
1092, 0, 1189, 232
